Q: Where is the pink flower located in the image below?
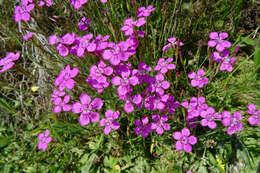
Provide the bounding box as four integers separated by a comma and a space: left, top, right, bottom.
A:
188, 69, 208, 88
200, 107, 221, 129
54, 65, 79, 91
134, 116, 152, 138
78, 17, 91, 31
219, 50, 236, 72
147, 73, 170, 95
52, 95, 72, 114
222, 111, 243, 135
246, 104, 260, 126
72, 93, 103, 126
14, 1, 35, 22
162, 37, 184, 51
38, 129, 52, 150
208, 32, 232, 52
0, 52, 20, 73
38, 0, 54, 6
70, 0, 88, 9
173, 128, 197, 152
151, 114, 170, 134
99, 110, 120, 135
23, 32, 34, 41
154, 58, 176, 74
137, 5, 155, 17
111, 68, 138, 96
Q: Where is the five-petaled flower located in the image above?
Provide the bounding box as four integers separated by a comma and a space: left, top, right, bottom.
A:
208, 32, 232, 52
38, 129, 52, 151
72, 93, 103, 126
99, 110, 120, 134
173, 128, 197, 152
54, 65, 79, 91
221, 111, 243, 135
154, 58, 176, 74
188, 69, 208, 88
134, 116, 152, 138
151, 114, 170, 134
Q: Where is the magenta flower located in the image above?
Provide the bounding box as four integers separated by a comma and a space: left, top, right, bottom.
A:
200, 107, 221, 129
173, 128, 197, 153
222, 111, 243, 135
134, 116, 152, 138
219, 50, 236, 72
246, 104, 260, 126
162, 37, 184, 51
54, 65, 79, 91
99, 110, 120, 135
148, 73, 170, 95
50, 89, 66, 103
111, 69, 138, 96
182, 96, 208, 119
49, 33, 75, 56
208, 32, 232, 52
23, 32, 34, 41
0, 52, 20, 73
38, 0, 54, 6
52, 95, 72, 114
78, 17, 91, 31
37, 129, 52, 151
92, 34, 111, 54
137, 5, 156, 17
144, 94, 169, 111
188, 69, 208, 88
102, 41, 135, 65
70, 0, 88, 9
14, 1, 35, 22
49, 35, 61, 45
74, 34, 96, 57
163, 95, 180, 114
151, 114, 170, 134
72, 93, 103, 126
154, 58, 176, 74
123, 94, 142, 113
120, 18, 146, 36
86, 61, 113, 93
100, 0, 107, 3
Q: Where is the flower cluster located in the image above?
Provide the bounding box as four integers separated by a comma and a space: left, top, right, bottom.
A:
14, 0, 54, 23
7, 1, 258, 160
208, 32, 236, 72
188, 68, 208, 88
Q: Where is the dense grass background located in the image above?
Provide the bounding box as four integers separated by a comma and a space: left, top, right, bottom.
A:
0, 0, 259, 172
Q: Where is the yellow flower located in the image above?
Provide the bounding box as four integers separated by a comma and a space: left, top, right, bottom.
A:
114, 165, 121, 172
216, 158, 225, 170
31, 86, 39, 92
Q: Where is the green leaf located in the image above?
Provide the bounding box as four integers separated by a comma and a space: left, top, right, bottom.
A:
0, 136, 12, 148
241, 37, 255, 46
80, 153, 97, 172
254, 48, 260, 72
0, 98, 15, 115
